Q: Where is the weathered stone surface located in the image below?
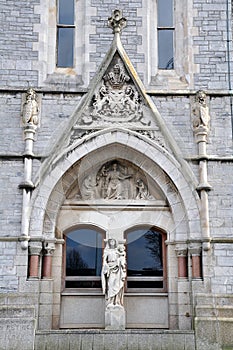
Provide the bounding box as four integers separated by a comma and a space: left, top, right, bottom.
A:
105, 306, 126, 330
34, 330, 195, 350
0, 306, 36, 350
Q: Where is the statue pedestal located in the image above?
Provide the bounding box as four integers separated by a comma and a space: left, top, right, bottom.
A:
105, 305, 125, 330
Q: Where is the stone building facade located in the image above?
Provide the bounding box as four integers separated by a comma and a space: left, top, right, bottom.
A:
0, 1, 233, 349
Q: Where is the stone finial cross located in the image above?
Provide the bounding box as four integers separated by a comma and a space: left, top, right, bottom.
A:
108, 9, 127, 34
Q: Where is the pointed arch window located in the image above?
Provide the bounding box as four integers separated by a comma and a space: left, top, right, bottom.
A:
157, 0, 174, 69
57, 0, 75, 67
64, 228, 104, 289
125, 227, 167, 292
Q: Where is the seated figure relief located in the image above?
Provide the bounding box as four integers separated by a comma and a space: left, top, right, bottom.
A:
80, 161, 153, 201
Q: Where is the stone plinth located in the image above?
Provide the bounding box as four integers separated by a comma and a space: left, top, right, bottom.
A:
0, 305, 36, 350
105, 305, 125, 330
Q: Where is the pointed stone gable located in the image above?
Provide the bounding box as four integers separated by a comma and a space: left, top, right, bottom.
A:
65, 9, 171, 151
41, 9, 194, 184
69, 51, 167, 149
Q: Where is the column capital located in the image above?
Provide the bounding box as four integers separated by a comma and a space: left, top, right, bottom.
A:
175, 244, 188, 257
28, 241, 43, 256
43, 242, 55, 256
189, 243, 202, 256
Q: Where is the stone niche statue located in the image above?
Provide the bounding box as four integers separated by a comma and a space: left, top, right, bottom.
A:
101, 239, 126, 308
22, 88, 39, 127
192, 90, 210, 132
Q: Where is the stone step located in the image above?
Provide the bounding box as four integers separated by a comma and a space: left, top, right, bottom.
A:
195, 305, 233, 318
195, 294, 233, 307
35, 330, 195, 350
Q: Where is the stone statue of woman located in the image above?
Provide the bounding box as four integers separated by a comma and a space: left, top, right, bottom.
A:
101, 239, 126, 308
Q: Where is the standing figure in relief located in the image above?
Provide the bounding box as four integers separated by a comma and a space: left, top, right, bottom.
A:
101, 239, 126, 307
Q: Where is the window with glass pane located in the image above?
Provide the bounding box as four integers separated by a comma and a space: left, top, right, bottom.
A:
57, 0, 75, 68
126, 228, 166, 291
65, 228, 103, 288
157, 0, 174, 69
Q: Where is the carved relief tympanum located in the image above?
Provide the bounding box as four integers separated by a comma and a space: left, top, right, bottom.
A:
80, 160, 153, 200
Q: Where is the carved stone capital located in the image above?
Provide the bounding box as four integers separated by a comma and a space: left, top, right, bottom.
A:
43, 242, 55, 256
193, 126, 209, 142
175, 245, 188, 257
28, 241, 43, 256
108, 9, 127, 34
189, 243, 202, 256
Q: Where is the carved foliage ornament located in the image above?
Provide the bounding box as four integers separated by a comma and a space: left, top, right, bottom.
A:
108, 9, 127, 34
80, 161, 153, 201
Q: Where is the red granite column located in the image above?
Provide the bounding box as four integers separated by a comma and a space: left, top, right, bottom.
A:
190, 245, 202, 279
42, 243, 55, 279
28, 242, 42, 279
176, 247, 188, 279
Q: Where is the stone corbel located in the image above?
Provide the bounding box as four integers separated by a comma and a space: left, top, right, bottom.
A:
175, 245, 188, 279
28, 241, 43, 279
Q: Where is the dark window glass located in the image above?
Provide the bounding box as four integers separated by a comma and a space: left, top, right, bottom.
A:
127, 281, 163, 289
57, 28, 74, 67
58, 0, 74, 25
127, 229, 163, 277
57, 0, 75, 68
157, 0, 173, 27
65, 280, 102, 289
66, 229, 102, 277
158, 30, 174, 69
157, 0, 174, 70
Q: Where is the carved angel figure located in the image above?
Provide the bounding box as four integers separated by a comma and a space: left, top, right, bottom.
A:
192, 90, 210, 130
22, 88, 39, 126
101, 239, 126, 308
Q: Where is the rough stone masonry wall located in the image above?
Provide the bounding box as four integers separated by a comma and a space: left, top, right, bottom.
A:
0, 0, 40, 88
89, 0, 144, 79
193, 0, 233, 89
